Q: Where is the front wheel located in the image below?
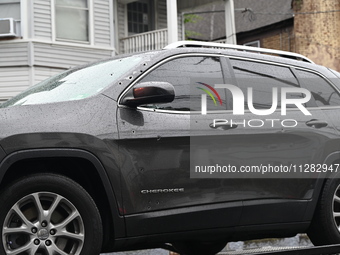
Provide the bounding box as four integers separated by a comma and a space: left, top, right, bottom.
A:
0, 174, 103, 255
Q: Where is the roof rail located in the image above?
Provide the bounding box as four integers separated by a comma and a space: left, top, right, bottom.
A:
164, 41, 314, 64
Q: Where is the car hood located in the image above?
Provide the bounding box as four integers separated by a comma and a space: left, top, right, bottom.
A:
0, 94, 117, 141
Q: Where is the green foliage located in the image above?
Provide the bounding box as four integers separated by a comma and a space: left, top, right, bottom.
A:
184, 14, 202, 24
294, 0, 303, 11
184, 13, 203, 40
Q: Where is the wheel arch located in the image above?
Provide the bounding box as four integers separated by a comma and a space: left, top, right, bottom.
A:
0, 148, 125, 251
303, 151, 340, 222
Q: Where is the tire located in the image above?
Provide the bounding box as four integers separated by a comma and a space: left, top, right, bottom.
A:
173, 241, 226, 255
308, 177, 340, 245
0, 174, 103, 255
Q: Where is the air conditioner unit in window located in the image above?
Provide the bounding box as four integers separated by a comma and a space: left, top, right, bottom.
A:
0, 18, 18, 37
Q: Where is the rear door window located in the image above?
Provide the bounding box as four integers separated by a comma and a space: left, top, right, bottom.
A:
230, 59, 300, 109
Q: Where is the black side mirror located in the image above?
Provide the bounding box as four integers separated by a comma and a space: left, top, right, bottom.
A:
121, 82, 175, 107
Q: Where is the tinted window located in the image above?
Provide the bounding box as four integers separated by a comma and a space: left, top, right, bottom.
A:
230, 59, 300, 109
295, 69, 340, 107
138, 56, 225, 111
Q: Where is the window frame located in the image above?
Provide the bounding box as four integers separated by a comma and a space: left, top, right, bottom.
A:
225, 56, 340, 112
0, 0, 21, 37
118, 53, 340, 115
53, 0, 93, 45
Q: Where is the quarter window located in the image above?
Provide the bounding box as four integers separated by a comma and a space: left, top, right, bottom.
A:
55, 0, 89, 42
295, 69, 340, 107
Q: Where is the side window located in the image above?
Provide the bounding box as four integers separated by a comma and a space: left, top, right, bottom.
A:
230, 59, 300, 109
55, 0, 89, 42
295, 69, 340, 107
127, 0, 152, 35
138, 56, 225, 111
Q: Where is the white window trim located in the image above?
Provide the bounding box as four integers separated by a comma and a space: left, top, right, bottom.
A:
51, 0, 94, 45
124, 3, 128, 37
244, 40, 260, 47
0, 0, 20, 4
88, 0, 94, 45
110, 0, 116, 49
51, 0, 55, 41
20, 0, 27, 39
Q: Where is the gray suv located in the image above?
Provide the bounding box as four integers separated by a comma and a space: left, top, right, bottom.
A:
0, 41, 340, 255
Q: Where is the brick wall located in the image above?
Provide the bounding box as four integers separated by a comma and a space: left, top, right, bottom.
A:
293, 0, 340, 71
261, 28, 294, 52
237, 22, 295, 53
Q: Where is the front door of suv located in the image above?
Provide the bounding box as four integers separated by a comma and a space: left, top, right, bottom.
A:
117, 55, 246, 236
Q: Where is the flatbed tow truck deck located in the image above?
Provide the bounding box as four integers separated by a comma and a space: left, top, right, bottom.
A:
220, 244, 340, 255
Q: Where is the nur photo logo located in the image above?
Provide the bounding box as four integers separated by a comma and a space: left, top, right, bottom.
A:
196, 82, 223, 115
197, 83, 312, 116
196, 83, 313, 129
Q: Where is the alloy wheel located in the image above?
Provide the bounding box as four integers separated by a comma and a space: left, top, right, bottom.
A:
2, 192, 84, 255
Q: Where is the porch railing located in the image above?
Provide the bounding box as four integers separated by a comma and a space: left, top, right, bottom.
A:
213, 39, 227, 44
120, 28, 168, 54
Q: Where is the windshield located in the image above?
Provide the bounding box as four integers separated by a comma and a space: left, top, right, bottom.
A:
1, 55, 142, 108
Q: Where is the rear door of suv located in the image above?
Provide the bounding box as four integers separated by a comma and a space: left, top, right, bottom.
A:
221, 57, 340, 226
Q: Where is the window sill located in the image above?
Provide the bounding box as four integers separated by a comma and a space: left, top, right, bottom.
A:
55, 38, 90, 45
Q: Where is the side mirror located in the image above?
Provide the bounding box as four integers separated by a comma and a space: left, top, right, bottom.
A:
121, 81, 175, 107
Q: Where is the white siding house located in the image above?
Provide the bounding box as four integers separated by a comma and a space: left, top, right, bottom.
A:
0, 0, 226, 102
0, 0, 116, 102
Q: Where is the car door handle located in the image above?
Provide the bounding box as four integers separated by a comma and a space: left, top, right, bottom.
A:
209, 123, 238, 130
305, 119, 328, 128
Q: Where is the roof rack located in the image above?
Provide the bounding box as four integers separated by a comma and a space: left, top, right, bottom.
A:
163, 41, 314, 64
